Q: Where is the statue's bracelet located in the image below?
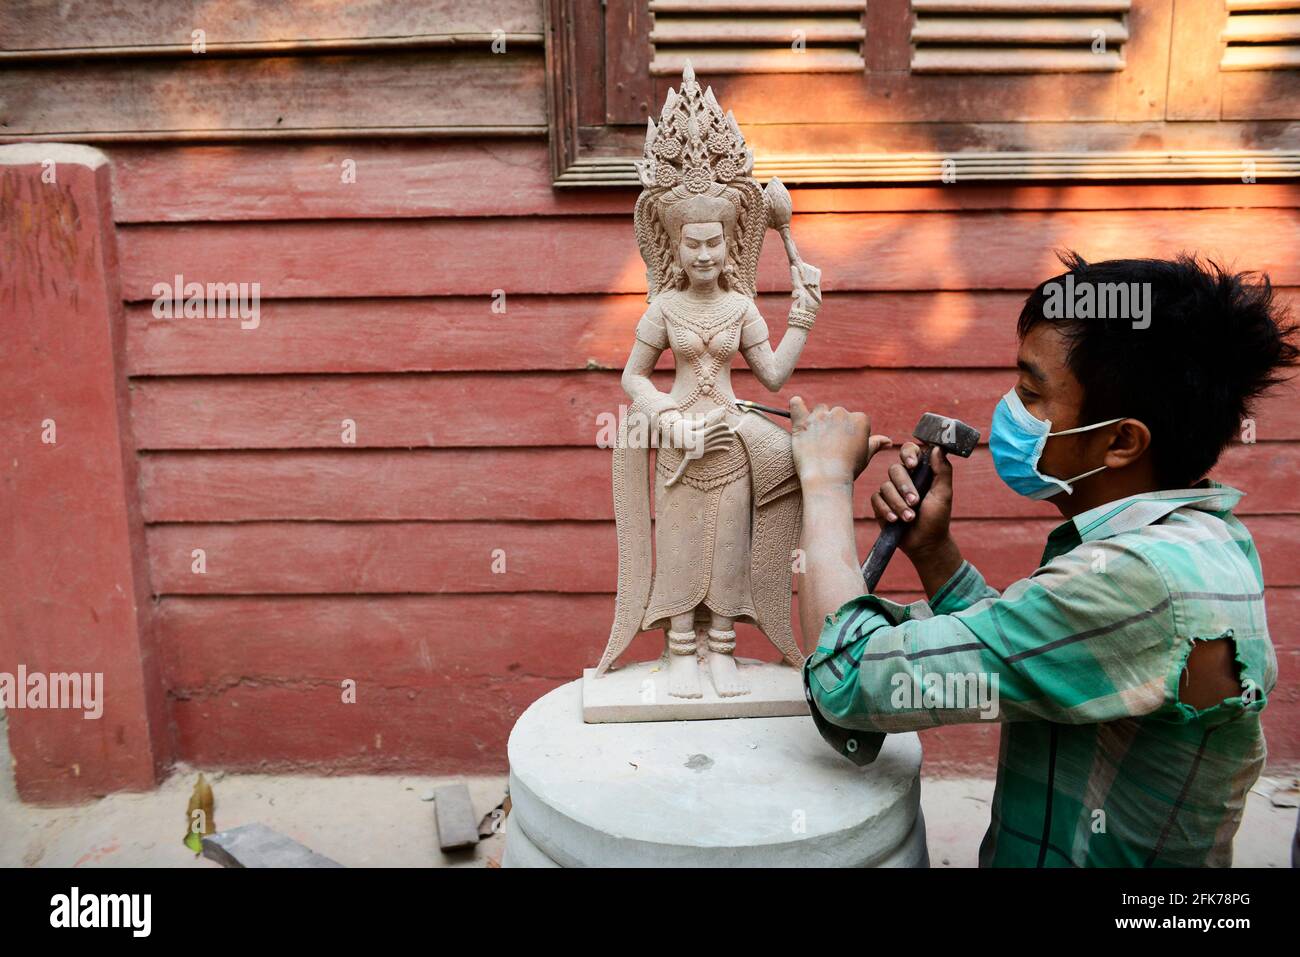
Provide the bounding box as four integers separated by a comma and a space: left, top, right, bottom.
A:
788, 307, 817, 331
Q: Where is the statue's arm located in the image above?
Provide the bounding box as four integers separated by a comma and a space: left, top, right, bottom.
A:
622, 305, 683, 435
741, 302, 813, 392
622, 339, 669, 404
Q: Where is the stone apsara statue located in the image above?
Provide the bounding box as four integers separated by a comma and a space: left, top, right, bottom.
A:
592, 64, 822, 701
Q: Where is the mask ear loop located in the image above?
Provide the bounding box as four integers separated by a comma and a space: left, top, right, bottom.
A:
1047, 416, 1125, 437
1045, 417, 1127, 488
1059, 463, 1108, 485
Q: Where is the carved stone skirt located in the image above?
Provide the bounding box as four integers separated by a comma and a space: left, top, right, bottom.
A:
641, 438, 757, 630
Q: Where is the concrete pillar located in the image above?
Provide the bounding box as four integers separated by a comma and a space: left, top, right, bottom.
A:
0, 144, 170, 803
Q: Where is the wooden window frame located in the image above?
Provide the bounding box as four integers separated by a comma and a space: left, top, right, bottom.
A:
545, 0, 1300, 186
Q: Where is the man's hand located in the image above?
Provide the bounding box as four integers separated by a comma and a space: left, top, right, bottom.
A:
790, 396, 892, 489
869, 442, 964, 598
869, 442, 954, 558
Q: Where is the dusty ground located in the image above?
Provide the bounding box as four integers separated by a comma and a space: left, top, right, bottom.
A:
2, 711, 1294, 867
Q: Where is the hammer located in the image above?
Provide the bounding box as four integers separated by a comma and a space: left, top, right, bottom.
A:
860, 413, 980, 591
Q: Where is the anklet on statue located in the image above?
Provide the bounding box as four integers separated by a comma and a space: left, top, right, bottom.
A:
706, 628, 737, 654
668, 630, 698, 655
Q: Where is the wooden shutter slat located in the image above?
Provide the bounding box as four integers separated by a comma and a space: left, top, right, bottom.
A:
650, 16, 865, 43
651, 48, 864, 73
911, 17, 1129, 43
1222, 44, 1300, 68
912, 47, 1126, 72
911, 0, 1129, 12
650, 0, 864, 11
1225, 0, 1297, 10
1222, 12, 1300, 41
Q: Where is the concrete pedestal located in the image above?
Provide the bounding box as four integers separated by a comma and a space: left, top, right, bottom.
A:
504, 679, 927, 867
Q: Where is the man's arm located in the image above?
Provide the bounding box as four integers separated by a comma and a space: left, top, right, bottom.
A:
789, 397, 893, 642
793, 417, 972, 643
796, 479, 868, 648
808, 541, 1181, 734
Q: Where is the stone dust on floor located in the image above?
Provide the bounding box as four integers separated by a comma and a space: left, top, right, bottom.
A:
0, 763, 509, 869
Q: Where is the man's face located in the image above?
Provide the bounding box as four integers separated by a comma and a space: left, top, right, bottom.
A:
1014, 323, 1112, 505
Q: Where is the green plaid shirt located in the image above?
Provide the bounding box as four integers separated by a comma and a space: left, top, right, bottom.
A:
803, 483, 1277, 867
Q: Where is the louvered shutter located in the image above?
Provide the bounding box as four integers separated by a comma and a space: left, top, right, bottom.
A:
546, 0, 1300, 184
911, 0, 1129, 72
1221, 0, 1300, 70
648, 0, 867, 74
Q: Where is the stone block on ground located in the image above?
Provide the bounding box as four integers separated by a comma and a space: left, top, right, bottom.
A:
201, 823, 344, 868
434, 783, 480, 850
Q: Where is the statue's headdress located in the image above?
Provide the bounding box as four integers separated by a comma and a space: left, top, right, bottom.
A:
634, 62, 767, 300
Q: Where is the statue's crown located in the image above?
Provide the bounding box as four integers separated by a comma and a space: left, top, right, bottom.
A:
635, 61, 754, 192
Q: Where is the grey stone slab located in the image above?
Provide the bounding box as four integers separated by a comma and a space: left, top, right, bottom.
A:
433, 783, 480, 850
201, 823, 344, 868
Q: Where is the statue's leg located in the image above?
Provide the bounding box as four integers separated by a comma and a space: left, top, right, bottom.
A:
706, 612, 750, 697
666, 611, 702, 699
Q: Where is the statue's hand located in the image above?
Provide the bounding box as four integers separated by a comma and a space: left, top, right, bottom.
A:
660, 406, 729, 451
791, 262, 822, 314
657, 410, 685, 448
664, 408, 735, 487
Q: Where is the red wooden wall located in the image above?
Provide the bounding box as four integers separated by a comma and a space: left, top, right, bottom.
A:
102, 141, 1299, 778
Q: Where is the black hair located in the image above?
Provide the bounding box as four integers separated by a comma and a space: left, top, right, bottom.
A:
1018, 250, 1299, 487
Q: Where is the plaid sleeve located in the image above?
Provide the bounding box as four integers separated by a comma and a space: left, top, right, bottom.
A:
929, 560, 1001, 614
800, 591, 929, 766
806, 541, 1180, 734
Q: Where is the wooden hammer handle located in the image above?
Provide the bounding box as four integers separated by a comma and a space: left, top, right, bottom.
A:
860, 444, 935, 592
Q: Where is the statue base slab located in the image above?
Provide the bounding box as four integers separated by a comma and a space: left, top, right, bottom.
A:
581, 654, 808, 723
504, 678, 928, 867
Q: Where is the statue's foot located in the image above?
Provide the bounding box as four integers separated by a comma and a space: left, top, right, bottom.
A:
707, 649, 750, 697
667, 652, 703, 698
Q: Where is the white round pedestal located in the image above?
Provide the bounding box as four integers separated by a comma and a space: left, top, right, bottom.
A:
504, 678, 927, 868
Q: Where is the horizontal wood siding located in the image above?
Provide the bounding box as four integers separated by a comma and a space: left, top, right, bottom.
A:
116, 209, 1300, 298
0, 2, 544, 141
0, 0, 542, 51
1, 52, 545, 139
113, 140, 1300, 776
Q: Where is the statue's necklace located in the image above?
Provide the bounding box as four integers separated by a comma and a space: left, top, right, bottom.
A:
662, 291, 744, 343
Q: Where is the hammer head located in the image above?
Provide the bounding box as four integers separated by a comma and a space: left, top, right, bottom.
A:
913, 413, 980, 457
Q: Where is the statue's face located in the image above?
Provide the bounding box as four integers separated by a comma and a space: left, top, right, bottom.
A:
678, 222, 726, 284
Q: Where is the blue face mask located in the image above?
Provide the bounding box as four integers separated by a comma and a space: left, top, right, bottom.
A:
989, 389, 1124, 500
